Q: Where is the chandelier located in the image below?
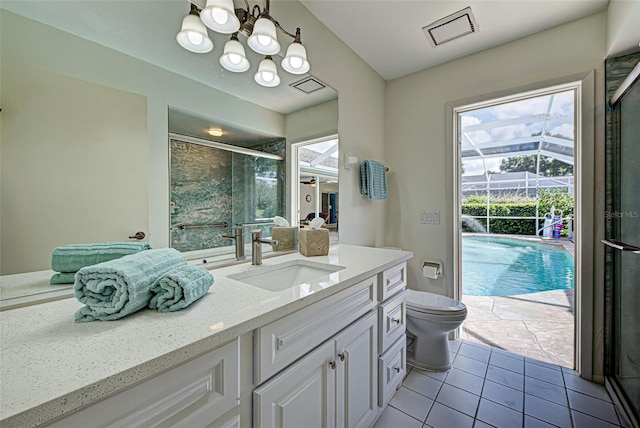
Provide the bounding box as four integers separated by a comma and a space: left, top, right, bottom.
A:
176, 0, 310, 87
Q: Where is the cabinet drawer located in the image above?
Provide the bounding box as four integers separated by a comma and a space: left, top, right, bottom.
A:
49, 339, 240, 428
254, 276, 377, 385
379, 262, 406, 301
378, 290, 406, 354
378, 336, 406, 408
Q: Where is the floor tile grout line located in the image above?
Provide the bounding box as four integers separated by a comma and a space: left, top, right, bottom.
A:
571, 408, 624, 427
386, 403, 427, 425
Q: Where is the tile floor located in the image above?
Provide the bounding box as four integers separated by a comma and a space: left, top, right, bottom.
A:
373, 340, 625, 428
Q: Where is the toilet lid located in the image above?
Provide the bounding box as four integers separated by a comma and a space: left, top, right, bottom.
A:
406, 289, 466, 314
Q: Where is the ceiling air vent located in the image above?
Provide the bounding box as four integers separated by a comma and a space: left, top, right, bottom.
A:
422, 7, 478, 47
290, 76, 327, 94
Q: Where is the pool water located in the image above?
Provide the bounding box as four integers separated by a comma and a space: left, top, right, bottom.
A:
462, 235, 574, 296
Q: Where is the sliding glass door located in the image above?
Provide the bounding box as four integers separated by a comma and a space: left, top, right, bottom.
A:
605, 69, 640, 423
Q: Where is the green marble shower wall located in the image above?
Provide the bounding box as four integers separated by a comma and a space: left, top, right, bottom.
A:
170, 139, 286, 252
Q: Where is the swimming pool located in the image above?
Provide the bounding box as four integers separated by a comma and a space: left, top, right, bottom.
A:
462, 235, 574, 296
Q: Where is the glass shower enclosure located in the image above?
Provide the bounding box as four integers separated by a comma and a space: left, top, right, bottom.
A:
604, 62, 640, 425
169, 135, 285, 260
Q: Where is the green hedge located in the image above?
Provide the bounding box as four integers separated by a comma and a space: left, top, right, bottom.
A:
461, 189, 574, 236
462, 203, 536, 234
462, 201, 574, 236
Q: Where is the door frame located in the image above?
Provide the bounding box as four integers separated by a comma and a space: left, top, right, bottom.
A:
289, 135, 339, 229
446, 71, 600, 379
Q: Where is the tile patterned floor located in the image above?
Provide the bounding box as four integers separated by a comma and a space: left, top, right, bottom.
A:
373, 340, 625, 428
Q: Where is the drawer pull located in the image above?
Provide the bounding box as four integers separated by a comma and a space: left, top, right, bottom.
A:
394, 367, 401, 373
329, 360, 337, 370
392, 318, 401, 324
386, 270, 402, 286
338, 352, 346, 362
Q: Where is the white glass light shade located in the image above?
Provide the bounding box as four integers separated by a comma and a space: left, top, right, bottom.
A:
281, 42, 310, 74
254, 57, 281, 87
247, 17, 280, 55
176, 14, 213, 53
200, 0, 240, 34
219, 39, 250, 72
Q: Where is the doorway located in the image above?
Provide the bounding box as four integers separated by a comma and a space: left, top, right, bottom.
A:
291, 136, 339, 237
454, 85, 579, 368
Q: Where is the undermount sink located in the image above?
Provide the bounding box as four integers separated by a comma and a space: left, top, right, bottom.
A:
228, 260, 346, 292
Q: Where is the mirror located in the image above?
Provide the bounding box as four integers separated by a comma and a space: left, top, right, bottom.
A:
0, 5, 338, 305
168, 106, 287, 261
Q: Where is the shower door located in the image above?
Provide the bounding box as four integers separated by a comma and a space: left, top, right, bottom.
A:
604, 66, 640, 423
170, 137, 285, 255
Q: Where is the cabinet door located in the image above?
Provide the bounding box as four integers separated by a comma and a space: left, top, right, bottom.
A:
254, 341, 336, 428
335, 311, 378, 428
48, 340, 239, 428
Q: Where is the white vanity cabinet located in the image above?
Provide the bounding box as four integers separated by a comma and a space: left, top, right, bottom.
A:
47, 339, 240, 428
376, 263, 407, 409
254, 311, 378, 428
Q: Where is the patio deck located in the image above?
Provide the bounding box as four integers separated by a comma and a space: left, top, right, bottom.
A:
461, 288, 574, 368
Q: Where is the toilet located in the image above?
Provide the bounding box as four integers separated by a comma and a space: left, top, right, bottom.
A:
405, 289, 467, 371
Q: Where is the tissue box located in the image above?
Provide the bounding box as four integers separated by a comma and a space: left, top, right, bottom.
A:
299, 228, 329, 256
271, 227, 298, 251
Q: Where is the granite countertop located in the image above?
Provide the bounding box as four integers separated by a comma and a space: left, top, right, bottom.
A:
0, 244, 412, 428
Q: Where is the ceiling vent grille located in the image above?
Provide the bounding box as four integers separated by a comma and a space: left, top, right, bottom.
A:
422, 7, 478, 47
290, 76, 327, 94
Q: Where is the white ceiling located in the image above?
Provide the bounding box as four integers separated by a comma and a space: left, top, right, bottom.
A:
300, 0, 610, 80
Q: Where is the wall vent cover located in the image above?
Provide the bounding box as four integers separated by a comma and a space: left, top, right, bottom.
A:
290, 76, 327, 94
422, 7, 478, 47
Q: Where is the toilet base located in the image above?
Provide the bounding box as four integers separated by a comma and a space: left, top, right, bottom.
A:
407, 351, 451, 372
409, 333, 452, 372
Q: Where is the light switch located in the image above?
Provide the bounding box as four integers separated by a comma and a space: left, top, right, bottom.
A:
420, 210, 440, 224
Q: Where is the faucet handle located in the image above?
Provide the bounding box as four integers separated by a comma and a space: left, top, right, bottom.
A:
251, 230, 262, 240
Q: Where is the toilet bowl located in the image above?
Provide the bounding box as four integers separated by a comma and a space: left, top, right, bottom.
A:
405, 289, 467, 371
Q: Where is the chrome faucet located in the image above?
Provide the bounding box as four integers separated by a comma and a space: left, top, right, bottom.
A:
222, 227, 245, 260
251, 230, 279, 265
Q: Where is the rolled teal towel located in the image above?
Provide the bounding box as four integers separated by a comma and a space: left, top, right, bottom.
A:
50, 272, 76, 285
51, 242, 152, 273
74, 248, 186, 322
149, 265, 213, 313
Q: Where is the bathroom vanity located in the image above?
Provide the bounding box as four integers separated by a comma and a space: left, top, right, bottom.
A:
0, 245, 411, 428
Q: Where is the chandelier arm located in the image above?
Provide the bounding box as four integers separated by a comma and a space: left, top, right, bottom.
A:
259, 13, 297, 40
251, 4, 262, 18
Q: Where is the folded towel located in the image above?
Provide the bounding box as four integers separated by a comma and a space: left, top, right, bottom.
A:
360, 160, 387, 200
51, 242, 152, 273
74, 248, 186, 322
149, 265, 213, 313
50, 272, 76, 285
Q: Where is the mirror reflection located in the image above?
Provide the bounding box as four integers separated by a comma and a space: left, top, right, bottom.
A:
0, 7, 338, 305
169, 107, 286, 260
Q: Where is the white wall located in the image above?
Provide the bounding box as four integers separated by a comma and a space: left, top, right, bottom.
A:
278, 1, 387, 247
285, 99, 338, 144
385, 12, 607, 376
0, 67, 148, 274
606, 0, 640, 57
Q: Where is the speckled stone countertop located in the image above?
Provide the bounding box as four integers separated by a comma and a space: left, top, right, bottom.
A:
0, 244, 412, 428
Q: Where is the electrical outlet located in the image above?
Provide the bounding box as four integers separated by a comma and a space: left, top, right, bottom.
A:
420, 210, 440, 224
